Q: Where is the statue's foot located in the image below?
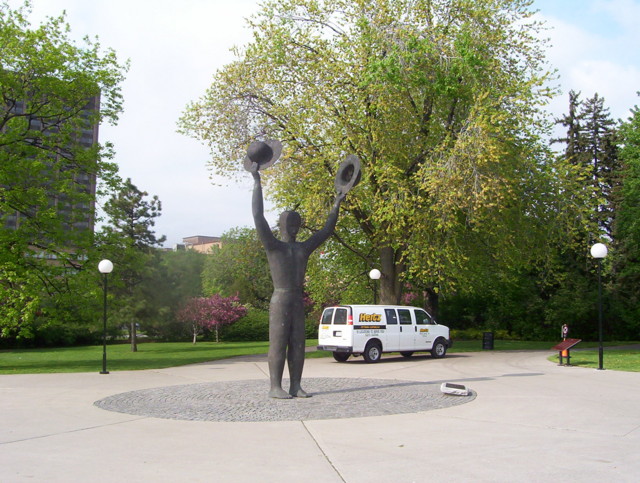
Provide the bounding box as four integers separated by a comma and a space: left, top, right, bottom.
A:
290, 387, 311, 398
269, 387, 292, 399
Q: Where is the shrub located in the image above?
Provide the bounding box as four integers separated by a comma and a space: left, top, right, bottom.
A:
305, 316, 319, 340
450, 328, 516, 341
221, 308, 269, 342
221, 309, 320, 342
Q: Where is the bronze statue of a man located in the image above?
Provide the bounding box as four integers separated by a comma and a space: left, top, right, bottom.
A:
245, 140, 359, 398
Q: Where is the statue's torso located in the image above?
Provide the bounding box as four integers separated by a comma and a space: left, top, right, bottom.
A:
266, 242, 308, 290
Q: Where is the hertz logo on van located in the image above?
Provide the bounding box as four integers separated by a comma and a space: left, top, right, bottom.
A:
359, 313, 382, 322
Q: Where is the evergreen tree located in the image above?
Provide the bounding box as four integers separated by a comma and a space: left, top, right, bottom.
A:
612, 102, 640, 338
548, 92, 623, 339
554, 90, 587, 164
99, 178, 165, 351
554, 91, 620, 239
583, 94, 620, 238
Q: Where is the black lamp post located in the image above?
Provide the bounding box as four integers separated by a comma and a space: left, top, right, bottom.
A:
98, 259, 114, 375
590, 243, 607, 370
369, 268, 381, 304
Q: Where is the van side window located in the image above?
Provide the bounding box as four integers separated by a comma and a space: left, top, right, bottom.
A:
398, 309, 412, 325
334, 308, 348, 325
321, 308, 334, 324
414, 309, 432, 325
385, 309, 398, 325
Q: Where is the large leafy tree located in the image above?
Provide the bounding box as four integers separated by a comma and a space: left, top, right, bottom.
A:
202, 227, 272, 309
180, 0, 580, 305
99, 178, 165, 351
0, 2, 126, 339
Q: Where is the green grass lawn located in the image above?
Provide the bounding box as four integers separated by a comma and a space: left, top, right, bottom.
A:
0, 341, 273, 374
1, 339, 638, 374
310, 340, 640, 372
547, 348, 640, 371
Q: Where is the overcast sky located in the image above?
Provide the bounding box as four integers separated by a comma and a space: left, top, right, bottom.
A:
9, 0, 640, 247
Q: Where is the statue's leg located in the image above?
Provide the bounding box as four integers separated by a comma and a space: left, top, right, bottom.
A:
288, 298, 309, 398
268, 292, 292, 399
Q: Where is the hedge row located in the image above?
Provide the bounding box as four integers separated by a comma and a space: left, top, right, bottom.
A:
220, 309, 320, 342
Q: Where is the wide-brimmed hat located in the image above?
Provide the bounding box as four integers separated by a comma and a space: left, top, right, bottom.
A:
243, 140, 282, 171
335, 154, 362, 194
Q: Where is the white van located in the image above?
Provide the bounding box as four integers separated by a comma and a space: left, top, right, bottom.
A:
317, 305, 451, 363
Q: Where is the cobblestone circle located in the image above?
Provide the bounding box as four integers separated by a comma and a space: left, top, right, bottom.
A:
94, 378, 476, 422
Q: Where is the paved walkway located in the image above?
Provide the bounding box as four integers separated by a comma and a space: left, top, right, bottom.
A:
1, 350, 639, 482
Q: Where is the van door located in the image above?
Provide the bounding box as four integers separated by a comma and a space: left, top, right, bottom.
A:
332, 307, 351, 346
384, 308, 401, 351
318, 307, 351, 348
397, 308, 415, 350
414, 308, 434, 350
317, 308, 333, 345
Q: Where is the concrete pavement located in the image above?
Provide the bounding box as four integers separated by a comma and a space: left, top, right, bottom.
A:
1, 350, 639, 482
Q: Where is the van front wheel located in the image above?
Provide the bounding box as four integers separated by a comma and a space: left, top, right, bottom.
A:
332, 352, 350, 362
431, 338, 447, 358
363, 341, 382, 363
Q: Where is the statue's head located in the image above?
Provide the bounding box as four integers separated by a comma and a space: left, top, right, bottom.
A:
279, 211, 301, 242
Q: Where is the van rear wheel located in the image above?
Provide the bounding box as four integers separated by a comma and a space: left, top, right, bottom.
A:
363, 341, 382, 363
332, 352, 350, 362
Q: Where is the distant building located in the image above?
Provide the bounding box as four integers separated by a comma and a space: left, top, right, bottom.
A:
182, 235, 222, 254
2, 94, 100, 235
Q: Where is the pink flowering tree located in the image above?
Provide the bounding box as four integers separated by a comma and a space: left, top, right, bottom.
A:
177, 294, 247, 343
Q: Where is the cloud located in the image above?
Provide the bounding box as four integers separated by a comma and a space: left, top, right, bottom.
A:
22, 0, 261, 245
536, 1, 640, 120
567, 60, 640, 119
594, 0, 640, 33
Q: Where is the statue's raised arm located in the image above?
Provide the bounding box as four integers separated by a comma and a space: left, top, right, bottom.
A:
245, 140, 282, 249
251, 169, 278, 248
305, 154, 361, 253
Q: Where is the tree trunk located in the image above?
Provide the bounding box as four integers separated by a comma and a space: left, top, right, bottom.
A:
130, 321, 137, 352
192, 328, 197, 344
215, 325, 219, 343
378, 246, 405, 305
425, 287, 440, 320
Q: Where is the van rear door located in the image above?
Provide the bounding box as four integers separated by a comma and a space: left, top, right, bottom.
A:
318, 306, 352, 349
